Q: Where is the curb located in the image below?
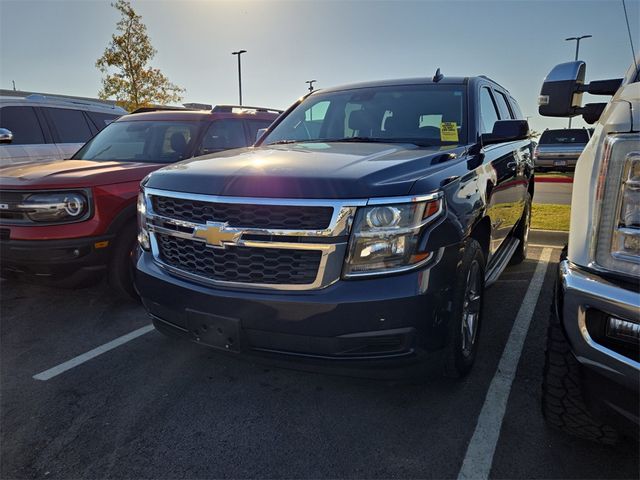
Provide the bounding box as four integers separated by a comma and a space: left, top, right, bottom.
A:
535, 176, 573, 184
530, 229, 568, 247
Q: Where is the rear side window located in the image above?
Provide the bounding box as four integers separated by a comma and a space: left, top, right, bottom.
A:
509, 98, 524, 119
87, 112, 120, 131
493, 91, 513, 119
0, 106, 45, 145
199, 120, 247, 155
479, 87, 500, 134
539, 129, 590, 144
44, 107, 93, 143
246, 119, 275, 144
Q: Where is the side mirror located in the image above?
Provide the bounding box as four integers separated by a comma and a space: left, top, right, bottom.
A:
538, 61, 586, 118
481, 120, 529, 146
0, 128, 13, 144
255, 128, 268, 144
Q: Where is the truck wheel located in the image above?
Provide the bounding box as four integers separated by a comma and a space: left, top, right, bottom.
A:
444, 239, 485, 378
108, 221, 139, 301
509, 194, 531, 265
541, 298, 618, 444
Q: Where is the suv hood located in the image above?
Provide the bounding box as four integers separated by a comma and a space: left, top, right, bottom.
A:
146, 143, 462, 199
0, 160, 164, 189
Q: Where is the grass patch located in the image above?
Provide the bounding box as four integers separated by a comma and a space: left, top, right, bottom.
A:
536, 171, 574, 180
531, 203, 571, 231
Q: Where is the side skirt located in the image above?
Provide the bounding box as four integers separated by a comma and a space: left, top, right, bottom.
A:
484, 236, 520, 287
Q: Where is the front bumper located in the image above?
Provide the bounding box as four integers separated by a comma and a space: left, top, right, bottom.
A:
0, 235, 114, 285
136, 244, 460, 368
558, 260, 639, 435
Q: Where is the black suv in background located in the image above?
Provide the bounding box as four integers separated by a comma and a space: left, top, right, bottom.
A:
136, 74, 534, 377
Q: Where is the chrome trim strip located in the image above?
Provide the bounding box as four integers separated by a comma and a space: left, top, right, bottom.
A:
366, 191, 442, 206
144, 187, 369, 207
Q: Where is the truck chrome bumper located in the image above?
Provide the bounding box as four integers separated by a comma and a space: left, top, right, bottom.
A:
559, 260, 639, 391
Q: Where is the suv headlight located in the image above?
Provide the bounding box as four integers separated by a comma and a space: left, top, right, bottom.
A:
343, 195, 442, 277
18, 191, 88, 223
137, 190, 151, 251
594, 134, 640, 276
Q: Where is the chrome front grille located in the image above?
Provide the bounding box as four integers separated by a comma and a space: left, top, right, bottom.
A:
143, 188, 366, 291
157, 233, 322, 285
152, 196, 333, 230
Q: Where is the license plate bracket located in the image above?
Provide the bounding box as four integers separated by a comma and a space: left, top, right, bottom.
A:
186, 310, 241, 352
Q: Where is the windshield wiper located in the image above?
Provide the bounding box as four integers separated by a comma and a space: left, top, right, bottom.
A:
327, 137, 441, 147
87, 145, 112, 159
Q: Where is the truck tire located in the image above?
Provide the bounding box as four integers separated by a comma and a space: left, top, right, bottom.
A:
444, 238, 485, 378
509, 193, 531, 265
541, 298, 618, 444
108, 221, 139, 300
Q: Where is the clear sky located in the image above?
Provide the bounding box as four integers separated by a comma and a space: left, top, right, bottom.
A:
1, 0, 638, 134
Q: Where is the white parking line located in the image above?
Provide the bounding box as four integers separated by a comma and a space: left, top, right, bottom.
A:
457, 247, 553, 480
33, 324, 154, 381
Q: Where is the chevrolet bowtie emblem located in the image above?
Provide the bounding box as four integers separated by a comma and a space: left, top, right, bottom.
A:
193, 222, 242, 249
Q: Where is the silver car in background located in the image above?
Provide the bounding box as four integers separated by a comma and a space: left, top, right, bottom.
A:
0, 91, 126, 166
533, 127, 592, 172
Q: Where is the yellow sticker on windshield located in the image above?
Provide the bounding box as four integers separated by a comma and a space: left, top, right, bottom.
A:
440, 122, 459, 142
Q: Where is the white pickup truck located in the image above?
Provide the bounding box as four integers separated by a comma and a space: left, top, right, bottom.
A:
538, 59, 639, 444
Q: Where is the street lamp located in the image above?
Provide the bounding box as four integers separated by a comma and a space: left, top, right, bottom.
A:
305, 80, 317, 93
565, 35, 591, 127
564, 35, 593, 128
231, 50, 247, 105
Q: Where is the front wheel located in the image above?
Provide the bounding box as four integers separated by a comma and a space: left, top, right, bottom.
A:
108, 222, 139, 300
444, 239, 485, 378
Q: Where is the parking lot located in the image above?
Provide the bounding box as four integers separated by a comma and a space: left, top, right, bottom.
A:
1, 246, 637, 479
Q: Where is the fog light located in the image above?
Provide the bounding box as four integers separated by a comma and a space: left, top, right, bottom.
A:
606, 317, 640, 344
138, 230, 151, 251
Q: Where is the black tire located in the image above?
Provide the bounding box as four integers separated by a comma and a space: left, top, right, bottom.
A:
509, 193, 531, 265
541, 297, 618, 444
443, 238, 485, 378
107, 221, 139, 300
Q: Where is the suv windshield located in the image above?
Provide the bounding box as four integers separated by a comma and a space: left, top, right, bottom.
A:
263, 84, 467, 147
73, 120, 202, 163
539, 129, 590, 144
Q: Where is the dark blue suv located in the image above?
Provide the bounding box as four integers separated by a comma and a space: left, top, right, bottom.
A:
135, 74, 534, 377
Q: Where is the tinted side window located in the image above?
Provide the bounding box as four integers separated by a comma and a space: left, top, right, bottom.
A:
87, 112, 120, 131
44, 108, 93, 143
246, 119, 274, 144
479, 87, 500, 134
509, 98, 524, 119
199, 120, 247, 155
0, 106, 45, 144
494, 91, 513, 119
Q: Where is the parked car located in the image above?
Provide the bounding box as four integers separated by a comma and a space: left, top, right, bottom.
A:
0, 105, 282, 297
539, 59, 639, 443
533, 127, 591, 172
0, 91, 127, 165
136, 73, 534, 377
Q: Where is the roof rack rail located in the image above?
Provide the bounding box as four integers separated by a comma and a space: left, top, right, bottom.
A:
212, 105, 283, 114
17, 93, 124, 111
130, 106, 190, 114
183, 102, 213, 110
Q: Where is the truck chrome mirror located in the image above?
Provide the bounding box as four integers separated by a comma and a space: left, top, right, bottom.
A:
538, 61, 586, 118
0, 128, 13, 144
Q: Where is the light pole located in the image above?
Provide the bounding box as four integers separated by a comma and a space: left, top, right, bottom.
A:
305, 80, 316, 93
565, 35, 591, 127
231, 50, 247, 105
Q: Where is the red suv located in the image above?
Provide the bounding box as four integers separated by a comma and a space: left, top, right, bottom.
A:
0, 105, 281, 297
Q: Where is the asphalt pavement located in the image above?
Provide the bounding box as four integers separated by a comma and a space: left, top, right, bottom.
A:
534, 182, 573, 205
1, 247, 638, 479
